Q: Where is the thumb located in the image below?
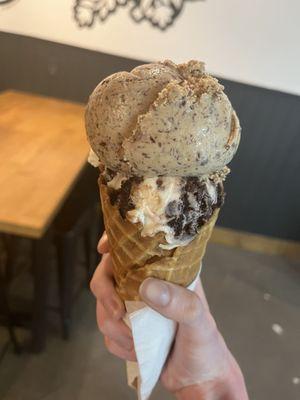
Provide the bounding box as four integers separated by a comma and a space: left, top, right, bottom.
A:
139, 278, 204, 326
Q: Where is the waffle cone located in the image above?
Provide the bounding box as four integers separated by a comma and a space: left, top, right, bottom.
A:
100, 182, 219, 300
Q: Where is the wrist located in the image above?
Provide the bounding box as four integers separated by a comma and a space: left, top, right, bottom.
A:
175, 362, 248, 400
175, 383, 223, 400
175, 384, 210, 400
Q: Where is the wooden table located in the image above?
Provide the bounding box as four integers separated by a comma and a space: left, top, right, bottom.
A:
0, 90, 89, 351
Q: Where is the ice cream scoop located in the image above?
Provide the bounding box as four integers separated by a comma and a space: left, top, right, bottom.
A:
86, 60, 240, 177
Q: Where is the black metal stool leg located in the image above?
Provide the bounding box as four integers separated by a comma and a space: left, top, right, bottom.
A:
0, 279, 21, 354
83, 228, 95, 287
1, 235, 21, 353
56, 234, 76, 340
84, 207, 103, 287
31, 233, 51, 353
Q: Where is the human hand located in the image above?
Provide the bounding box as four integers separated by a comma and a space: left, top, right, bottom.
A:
90, 232, 136, 362
91, 232, 248, 400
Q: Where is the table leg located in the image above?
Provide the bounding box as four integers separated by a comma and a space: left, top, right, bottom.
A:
31, 232, 51, 353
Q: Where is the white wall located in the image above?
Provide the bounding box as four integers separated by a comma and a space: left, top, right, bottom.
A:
1, 0, 299, 95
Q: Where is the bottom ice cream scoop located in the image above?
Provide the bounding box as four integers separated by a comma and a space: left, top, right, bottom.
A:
103, 170, 226, 249
100, 181, 219, 300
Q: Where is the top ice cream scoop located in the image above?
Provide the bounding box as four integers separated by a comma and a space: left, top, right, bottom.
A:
85, 60, 240, 177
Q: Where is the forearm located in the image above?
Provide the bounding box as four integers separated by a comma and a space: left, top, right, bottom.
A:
175, 364, 248, 400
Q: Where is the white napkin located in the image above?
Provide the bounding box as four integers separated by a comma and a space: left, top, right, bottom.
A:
124, 268, 201, 400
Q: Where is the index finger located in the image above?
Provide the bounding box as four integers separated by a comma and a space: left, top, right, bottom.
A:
97, 231, 109, 254
90, 253, 125, 320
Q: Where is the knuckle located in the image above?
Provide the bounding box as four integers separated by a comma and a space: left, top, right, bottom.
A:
183, 293, 203, 324
89, 276, 99, 296
98, 233, 109, 254
104, 336, 114, 353
205, 314, 219, 339
98, 318, 110, 336
160, 371, 179, 394
90, 264, 105, 298
104, 337, 121, 358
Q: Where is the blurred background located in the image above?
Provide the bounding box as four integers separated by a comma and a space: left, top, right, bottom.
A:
0, 1, 299, 399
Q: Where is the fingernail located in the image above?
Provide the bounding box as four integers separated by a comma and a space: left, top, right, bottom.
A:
140, 279, 170, 306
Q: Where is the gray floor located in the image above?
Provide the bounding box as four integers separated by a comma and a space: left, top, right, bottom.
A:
0, 243, 299, 400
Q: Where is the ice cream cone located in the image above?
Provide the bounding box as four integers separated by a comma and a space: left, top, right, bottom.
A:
100, 182, 219, 300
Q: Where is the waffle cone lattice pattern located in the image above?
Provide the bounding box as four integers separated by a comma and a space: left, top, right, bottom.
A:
100, 182, 219, 300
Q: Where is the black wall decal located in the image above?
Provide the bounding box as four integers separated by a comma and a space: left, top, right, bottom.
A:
0, 0, 18, 5
73, 0, 204, 31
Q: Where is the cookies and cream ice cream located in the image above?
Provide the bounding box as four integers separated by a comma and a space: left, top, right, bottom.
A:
86, 60, 240, 249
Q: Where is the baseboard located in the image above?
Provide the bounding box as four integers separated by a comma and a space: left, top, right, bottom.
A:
211, 227, 300, 259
